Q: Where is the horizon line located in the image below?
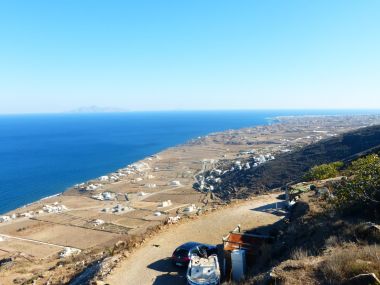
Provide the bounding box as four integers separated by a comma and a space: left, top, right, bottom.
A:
1, 108, 380, 116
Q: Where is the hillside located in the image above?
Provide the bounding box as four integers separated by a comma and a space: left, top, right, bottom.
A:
217, 124, 380, 199
240, 192, 380, 285
239, 180, 380, 285
234, 146, 380, 285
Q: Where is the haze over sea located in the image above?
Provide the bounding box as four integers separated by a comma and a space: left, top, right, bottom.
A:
0, 110, 377, 214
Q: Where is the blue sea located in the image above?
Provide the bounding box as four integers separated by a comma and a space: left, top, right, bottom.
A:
0, 110, 377, 214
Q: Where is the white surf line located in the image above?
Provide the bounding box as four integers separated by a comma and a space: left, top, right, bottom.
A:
0, 233, 80, 250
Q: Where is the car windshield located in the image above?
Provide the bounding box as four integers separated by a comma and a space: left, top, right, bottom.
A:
189, 247, 200, 255
174, 249, 188, 256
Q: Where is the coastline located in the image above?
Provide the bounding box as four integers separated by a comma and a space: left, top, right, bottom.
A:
2, 115, 275, 216
0, 111, 275, 215
3, 114, 379, 217
1, 114, 380, 284
0, 111, 380, 214
9, 113, 282, 212
3, 113, 380, 217
23, 193, 62, 208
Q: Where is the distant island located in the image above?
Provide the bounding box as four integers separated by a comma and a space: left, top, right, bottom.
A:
68, 105, 128, 113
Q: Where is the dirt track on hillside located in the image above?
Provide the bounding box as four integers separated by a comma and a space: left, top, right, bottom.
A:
105, 193, 284, 285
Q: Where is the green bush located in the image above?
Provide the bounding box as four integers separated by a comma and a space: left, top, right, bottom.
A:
304, 161, 344, 181
334, 154, 380, 207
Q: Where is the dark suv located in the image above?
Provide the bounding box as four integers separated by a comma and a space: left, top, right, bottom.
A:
171, 242, 217, 267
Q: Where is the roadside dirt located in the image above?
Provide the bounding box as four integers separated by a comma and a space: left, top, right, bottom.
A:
105, 193, 284, 285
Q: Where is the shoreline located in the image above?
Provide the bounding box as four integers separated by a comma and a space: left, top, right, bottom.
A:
1, 113, 277, 216
3, 113, 380, 217
2, 116, 275, 216
1, 193, 64, 216
1, 114, 380, 284
4, 113, 380, 216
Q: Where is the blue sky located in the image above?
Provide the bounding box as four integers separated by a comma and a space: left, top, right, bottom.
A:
0, 1, 379, 113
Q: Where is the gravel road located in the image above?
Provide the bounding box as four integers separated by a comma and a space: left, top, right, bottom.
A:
105, 193, 284, 285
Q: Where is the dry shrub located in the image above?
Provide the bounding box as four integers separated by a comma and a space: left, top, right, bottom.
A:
319, 244, 380, 284
291, 248, 310, 260
325, 235, 340, 248
354, 223, 380, 244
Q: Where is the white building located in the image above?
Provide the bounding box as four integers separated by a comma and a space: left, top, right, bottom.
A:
0, 216, 11, 223
86, 184, 102, 191
99, 176, 109, 182
159, 200, 172, 207
102, 192, 115, 200
169, 180, 181, 186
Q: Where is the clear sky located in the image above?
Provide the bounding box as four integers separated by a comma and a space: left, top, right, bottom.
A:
0, 1, 379, 113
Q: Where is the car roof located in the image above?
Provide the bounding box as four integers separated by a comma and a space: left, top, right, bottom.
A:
178, 242, 204, 250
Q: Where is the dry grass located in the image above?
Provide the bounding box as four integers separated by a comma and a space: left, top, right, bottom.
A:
291, 247, 310, 260
319, 244, 380, 284
236, 190, 380, 285
325, 235, 340, 248
353, 223, 380, 244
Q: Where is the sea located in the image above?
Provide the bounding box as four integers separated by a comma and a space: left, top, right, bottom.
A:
0, 110, 377, 214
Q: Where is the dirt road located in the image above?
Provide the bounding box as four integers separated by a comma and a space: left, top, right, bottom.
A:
105, 193, 285, 285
